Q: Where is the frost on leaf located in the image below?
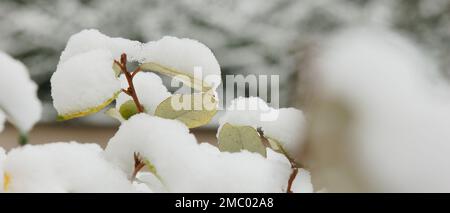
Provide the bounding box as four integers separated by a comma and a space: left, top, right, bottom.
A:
218, 123, 266, 157
154, 92, 217, 128
218, 97, 305, 158
51, 50, 121, 120
0, 52, 41, 134
105, 114, 291, 193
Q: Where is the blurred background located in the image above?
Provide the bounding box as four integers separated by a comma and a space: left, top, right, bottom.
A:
1, 0, 449, 119
1, 0, 450, 166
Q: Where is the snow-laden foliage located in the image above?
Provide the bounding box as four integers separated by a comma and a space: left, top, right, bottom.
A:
51, 50, 121, 120
59, 29, 142, 63
51, 29, 221, 120
218, 97, 305, 157
115, 72, 171, 117
139, 36, 221, 90
307, 27, 450, 192
105, 114, 292, 193
43, 29, 308, 193
2, 142, 134, 192
0, 51, 41, 134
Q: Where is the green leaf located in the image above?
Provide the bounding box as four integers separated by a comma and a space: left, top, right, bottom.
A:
19, 134, 28, 146
218, 123, 267, 157
112, 62, 122, 77
140, 62, 212, 92
267, 137, 283, 153
119, 100, 140, 120
154, 92, 217, 128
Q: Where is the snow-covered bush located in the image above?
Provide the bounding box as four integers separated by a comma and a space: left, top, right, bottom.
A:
0, 51, 41, 143
0, 29, 308, 193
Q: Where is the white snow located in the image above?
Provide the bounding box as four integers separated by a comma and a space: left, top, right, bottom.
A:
3, 142, 134, 192
134, 172, 167, 193
59, 29, 142, 63
105, 114, 291, 192
58, 29, 221, 91
0, 51, 41, 133
0, 147, 5, 192
52, 29, 221, 118
218, 97, 305, 157
116, 72, 171, 115
311, 27, 450, 192
132, 181, 153, 193
291, 168, 314, 193
51, 49, 121, 118
140, 36, 222, 89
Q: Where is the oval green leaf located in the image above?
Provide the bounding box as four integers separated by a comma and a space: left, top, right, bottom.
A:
218, 123, 267, 157
154, 92, 217, 128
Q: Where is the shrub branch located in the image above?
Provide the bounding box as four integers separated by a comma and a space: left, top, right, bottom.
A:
131, 152, 146, 181
114, 53, 144, 113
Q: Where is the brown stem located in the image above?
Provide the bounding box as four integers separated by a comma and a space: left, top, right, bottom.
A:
287, 163, 298, 193
131, 67, 142, 78
116, 53, 144, 113
131, 152, 146, 181
258, 129, 299, 193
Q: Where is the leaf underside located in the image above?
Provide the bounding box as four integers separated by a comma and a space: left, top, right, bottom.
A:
154, 92, 217, 128
57, 91, 120, 121
218, 123, 267, 157
140, 62, 212, 92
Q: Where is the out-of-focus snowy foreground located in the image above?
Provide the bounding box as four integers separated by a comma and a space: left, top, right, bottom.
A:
1, 0, 450, 192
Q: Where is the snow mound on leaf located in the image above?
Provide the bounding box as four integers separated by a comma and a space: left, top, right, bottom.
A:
51, 50, 121, 119
0, 51, 41, 133
105, 114, 291, 193
59, 29, 142, 63
218, 97, 305, 157
140, 36, 222, 89
60, 29, 221, 89
52, 29, 221, 119
116, 72, 171, 115
3, 142, 134, 192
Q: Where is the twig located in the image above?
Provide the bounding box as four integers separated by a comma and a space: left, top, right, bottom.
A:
117, 53, 144, 113
258, 129, 299, 193
131, 152, 146, 181
287, 163, 298, 193
131, 67, 142, 78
